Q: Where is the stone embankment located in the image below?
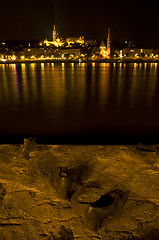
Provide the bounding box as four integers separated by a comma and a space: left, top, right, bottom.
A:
0, 143, 159, 239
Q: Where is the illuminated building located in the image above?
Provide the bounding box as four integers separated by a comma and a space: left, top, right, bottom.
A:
99, 41, 107, 58
53, 25, 57, 42
44, 25, 64, 47
100, 28, 111, 58
66, 36, 85, 46
91, 47, 100, 58
61, 49, 81, 59
121, 48, 159, 58
120, 50, 123, 58
44, 24, 86, 47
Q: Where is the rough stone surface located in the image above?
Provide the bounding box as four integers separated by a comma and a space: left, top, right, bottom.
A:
0, 144, 159, 239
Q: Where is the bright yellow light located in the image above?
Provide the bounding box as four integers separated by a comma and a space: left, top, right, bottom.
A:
21, 63, 26, 68
12, 55, 17, 60
120, 50, 122, 58
41, 63, 44, 69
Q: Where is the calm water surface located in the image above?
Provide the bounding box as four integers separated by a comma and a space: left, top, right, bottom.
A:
0, 62, 159, 143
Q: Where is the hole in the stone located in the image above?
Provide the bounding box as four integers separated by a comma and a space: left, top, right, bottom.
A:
90, 193, 115, 208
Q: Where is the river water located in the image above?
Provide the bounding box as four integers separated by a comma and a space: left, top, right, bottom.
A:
0, 62, 159, 143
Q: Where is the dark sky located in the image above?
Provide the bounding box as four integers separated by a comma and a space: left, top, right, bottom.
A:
0, 0, 159, 45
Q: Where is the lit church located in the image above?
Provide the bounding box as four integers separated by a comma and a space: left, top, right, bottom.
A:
99, 28, 111, 58
44, 25, 85, 47
44, 25, 64, 47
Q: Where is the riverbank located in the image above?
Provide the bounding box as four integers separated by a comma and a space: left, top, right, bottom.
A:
1, 58, 159, 64
0, 143, 159, 239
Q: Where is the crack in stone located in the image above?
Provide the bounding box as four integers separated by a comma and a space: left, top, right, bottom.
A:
75, 235, 101, 239
0, 217, 25, 220
129, 198, 158, 206
43, 221, 56, 225
31, 202, 56, 208
49, 217, 76, 223
0, 222, 21, 226
38, 233, 48, 237
10, 190, 37, 195
78, 201, 90, 204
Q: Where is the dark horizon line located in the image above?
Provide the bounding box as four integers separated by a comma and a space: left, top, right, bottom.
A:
0, 134, 159, 145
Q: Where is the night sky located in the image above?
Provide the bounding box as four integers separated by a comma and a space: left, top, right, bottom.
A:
1, 0, 159, 44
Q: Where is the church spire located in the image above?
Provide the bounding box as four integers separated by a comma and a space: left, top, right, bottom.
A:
107, 28, 111, 57
53, 25, 57, 42
107, 28, 110, 42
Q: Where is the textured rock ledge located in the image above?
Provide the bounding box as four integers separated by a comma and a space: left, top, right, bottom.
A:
0, 144, 159, 239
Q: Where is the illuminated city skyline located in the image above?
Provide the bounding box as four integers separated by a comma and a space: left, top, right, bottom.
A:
0, 0, 159, 46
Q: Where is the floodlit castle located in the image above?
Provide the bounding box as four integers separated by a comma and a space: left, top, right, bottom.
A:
100, 28, 111, 58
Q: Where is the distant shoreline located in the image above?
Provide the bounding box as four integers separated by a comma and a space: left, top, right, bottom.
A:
1, 58, 159, 64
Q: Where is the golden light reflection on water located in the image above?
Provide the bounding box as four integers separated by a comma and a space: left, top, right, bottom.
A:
129, 63, 158, 111
14, 64, 21, 102
0, 64, 21, 104
0, 64, 8, 100
21, 63, 28, 104
98, 63, 111, 112
79, 62, 86, 69
145, 63, 158, 108
0, 62, 159, 135
39, 62, 66, 112
92, 62, 95, 68
73, 63, 87, 111
51, 63, 54, 69
30, 63, 38, 103
41, 63, 45, 71
133, 63, 138, 69
62, 62, 65, 70
114, 63, 125, 108
71, 62, 74, 70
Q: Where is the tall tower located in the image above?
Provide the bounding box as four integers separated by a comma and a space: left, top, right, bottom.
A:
53, 25, 57, 42
107, 28, 111, 57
